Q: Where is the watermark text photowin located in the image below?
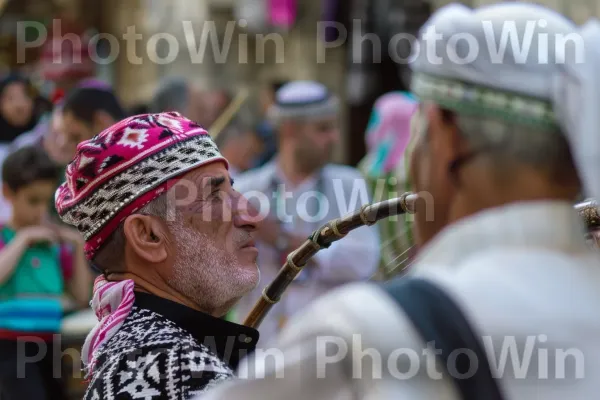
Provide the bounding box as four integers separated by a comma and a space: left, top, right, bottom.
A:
16, 18, 585, 66
17, 334, 584, 380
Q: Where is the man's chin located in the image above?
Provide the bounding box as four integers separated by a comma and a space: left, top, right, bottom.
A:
238, 262, 260, 292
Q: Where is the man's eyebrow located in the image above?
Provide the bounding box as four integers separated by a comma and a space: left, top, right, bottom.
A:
203, 175, 226, 189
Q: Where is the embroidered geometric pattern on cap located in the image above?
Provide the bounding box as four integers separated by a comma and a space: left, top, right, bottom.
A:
411, 72, 557, 129
55, 112, 227, 259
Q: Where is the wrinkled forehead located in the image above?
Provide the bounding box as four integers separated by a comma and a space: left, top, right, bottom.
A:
167, 161, 231, 201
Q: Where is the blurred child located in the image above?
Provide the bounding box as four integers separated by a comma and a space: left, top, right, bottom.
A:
0, 146, 92, 400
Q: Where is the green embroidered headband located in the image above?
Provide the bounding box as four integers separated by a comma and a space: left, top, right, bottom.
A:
411, 72, 558, 129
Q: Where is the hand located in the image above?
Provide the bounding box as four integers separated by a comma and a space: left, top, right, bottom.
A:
17, 226, 58, 246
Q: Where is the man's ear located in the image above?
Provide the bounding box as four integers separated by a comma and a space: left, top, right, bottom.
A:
122, 214, 169, 264
426, 104, 462, 163
93, 110, 115, 132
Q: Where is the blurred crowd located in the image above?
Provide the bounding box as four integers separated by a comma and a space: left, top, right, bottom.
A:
0, 17, 424, 397
0, 57, 415, 398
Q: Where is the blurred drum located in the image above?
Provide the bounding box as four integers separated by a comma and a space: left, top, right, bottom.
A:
60, 309, 96, 400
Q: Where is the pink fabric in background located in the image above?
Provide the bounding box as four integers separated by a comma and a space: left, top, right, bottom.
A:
269, 0, 297, 29
366, 92, 418, 174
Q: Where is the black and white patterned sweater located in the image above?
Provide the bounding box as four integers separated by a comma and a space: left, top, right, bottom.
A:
83, 293, 259, 400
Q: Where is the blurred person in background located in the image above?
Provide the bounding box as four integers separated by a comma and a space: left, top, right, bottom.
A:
10, 80, 113, 162
8, 83, 123, 224
129, 103, 149, 116
0, 74, 39, 145
253, 81, 288, 168
0, 146, 92, 400
358, 91, 418, 279
11, 107, 68, 164
201, 88, 232, 128
151, 76, 205, 124
253, 121, 277, 167
8, 108, 70, 224
215, 118, 264, 178
0, 74, 42, 222
232, 80, 380, 344
60, 86, 126, 158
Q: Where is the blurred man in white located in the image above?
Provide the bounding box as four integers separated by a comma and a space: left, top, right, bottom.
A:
200, 3, 600, 399
232, 81, 380, 344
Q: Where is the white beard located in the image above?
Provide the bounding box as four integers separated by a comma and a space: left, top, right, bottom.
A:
167, 219, 259, 313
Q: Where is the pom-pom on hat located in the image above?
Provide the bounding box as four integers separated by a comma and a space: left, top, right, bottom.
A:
55, 112, 228, 259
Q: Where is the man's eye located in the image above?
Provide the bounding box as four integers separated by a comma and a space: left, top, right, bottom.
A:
211, 191, 222, 201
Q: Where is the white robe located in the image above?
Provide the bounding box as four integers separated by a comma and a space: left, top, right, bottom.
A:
200, 201, 600, 399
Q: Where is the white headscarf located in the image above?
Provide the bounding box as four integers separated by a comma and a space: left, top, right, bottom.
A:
409, 2, 600, 200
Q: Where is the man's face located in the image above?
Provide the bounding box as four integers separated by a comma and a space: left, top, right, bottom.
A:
61, 110, 96, 159
409, 104, 455, 248
292, 116, 339, 173
61, 110, 115, 159
44, 109, 72, 165
165, 161, 259, 312
3, 180, 56, 227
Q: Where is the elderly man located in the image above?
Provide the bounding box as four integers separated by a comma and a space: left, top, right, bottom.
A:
200, 3, 600, 399
232, 80, 380, 344
54, 112, 261, 399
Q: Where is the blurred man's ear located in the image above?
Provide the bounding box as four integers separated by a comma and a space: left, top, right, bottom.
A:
426, 104, 462, 162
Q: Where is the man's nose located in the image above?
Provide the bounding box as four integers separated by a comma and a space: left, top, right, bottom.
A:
233, 192, 258, 232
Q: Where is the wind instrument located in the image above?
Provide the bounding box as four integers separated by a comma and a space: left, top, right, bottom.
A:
243, 192, 419, 329
243, 194, 600, 328
209, 88, 250, 140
